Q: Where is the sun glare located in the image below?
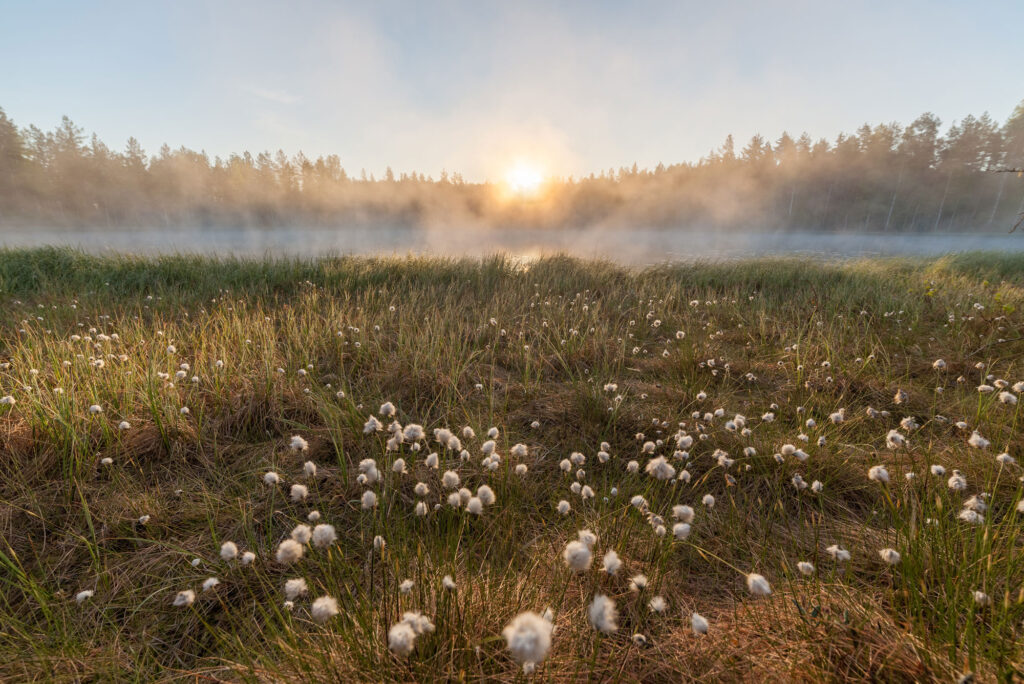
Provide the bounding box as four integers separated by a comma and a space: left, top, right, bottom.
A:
504, 162, 545, 197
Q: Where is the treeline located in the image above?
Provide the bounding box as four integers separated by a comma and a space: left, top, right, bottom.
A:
0, 102, 1022, 231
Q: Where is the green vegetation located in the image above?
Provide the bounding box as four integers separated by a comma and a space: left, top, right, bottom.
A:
1, 101, 1023, 231
0, 248, 1023, 681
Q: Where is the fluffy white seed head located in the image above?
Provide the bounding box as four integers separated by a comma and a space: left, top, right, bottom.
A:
746, 573, 772, 596
477, 484, 495, 505
219, 541, 238, 561
588, 594, 618, 633
312, 524, 336, 549
284, 578, 308, 600
879, 548, 901, 565
691, 612, 709, 634
276, 539, 304, 564
563, 540, 593, 572
502, 611, 554, 670
172, 589, 195, 607
311, 595, 339, 623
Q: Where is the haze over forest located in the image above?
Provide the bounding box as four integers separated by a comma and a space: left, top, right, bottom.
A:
1, 102, 1023, 232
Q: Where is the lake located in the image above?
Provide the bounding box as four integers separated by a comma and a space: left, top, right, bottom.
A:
1, 226, 1022, 263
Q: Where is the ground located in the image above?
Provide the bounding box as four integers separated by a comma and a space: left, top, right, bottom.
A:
0, 248, 1022, 682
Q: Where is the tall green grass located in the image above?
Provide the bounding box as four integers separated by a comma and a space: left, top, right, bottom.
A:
0, 248, 1022, 681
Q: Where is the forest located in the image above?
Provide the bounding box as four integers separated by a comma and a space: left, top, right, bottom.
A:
0, 102, 1022, 232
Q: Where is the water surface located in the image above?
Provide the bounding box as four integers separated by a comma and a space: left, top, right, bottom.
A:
1, 226, 1022, 263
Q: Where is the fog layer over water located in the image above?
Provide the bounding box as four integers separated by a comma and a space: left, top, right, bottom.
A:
2, 227, 1023, 263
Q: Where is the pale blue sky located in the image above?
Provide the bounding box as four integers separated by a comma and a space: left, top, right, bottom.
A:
2, 0, 1021, 180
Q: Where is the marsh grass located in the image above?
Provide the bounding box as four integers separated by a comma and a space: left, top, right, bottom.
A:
0, 248, 1022, 681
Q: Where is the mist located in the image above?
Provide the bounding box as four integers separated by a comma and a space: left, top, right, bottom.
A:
1, 102, 1024, 260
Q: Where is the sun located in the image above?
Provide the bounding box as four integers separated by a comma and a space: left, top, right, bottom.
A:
504, 161, 545, 197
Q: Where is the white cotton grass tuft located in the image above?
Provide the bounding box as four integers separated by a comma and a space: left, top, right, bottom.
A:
403, 423, 424, 441
672, 523, 691, 540
644, 456, 676, 480
868, 465, 890, 483
601, 549, 622, 575
310, 595, 339, 623
885, 430, 906, 450
358, 458, 380, 483
563, 540, 593, 572
577, 529, 597, 547
276, 539, 304, 564
502, 611, 554, 672
648, 595, 667, 613
442, 470, 460, 489
746, 573, 772, 596
201, 577, 219, 592
879, 548, 901, 565
826, 544, 851, 561
477, 484, 496, 505
289, 484, 308, 502
442, 575, 457, 591
290, 524, 312, 544
289, 435, 309, 452
312, 524, 336, 548
388, 611, 435, 657
797, 561, 815, 576
284, 578, 308, 600
947, 470, 967, 491
959, 508, 984, 524
629, 574, 648, 592
672, 505, 695, 523
263, 471, 280, 486
303, 461, 317, 478
691, 612, 709, 634
241, 551, 256, 565
172, 589, 196, 607
588, 594, 618, 633
75, 589, 95, 603
219, 541, 238, 561
968, 431, 990, 449
361, 490, 377, 509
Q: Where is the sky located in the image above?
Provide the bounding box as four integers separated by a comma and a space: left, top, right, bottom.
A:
2, 0, 1022, 182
